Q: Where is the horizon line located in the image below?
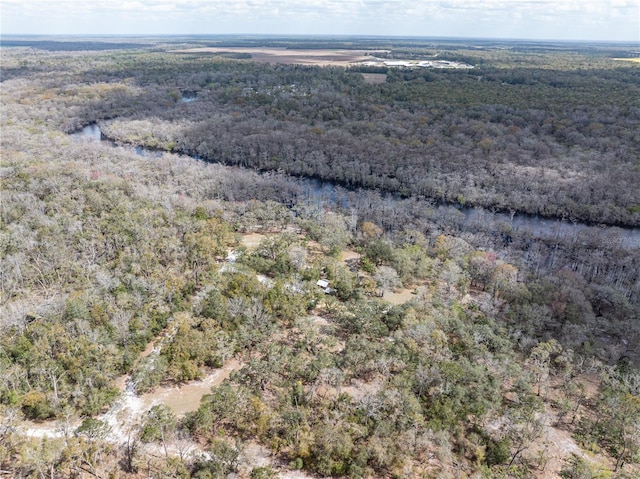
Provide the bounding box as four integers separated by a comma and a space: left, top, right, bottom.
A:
2, 33, 639, 45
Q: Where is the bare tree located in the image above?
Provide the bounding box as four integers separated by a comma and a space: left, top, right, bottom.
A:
374, 265, 400, 297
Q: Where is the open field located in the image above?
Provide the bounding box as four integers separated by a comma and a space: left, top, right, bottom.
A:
172, 47, 473, 69
172, 47, 387, 66
613, 57, 640, 63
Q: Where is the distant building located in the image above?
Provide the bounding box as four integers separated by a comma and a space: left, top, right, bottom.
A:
316, 279, 334, 294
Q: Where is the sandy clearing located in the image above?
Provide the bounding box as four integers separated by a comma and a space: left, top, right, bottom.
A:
16, 420, 64, 439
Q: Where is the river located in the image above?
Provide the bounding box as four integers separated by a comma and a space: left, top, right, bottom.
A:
71, 123, 640, 250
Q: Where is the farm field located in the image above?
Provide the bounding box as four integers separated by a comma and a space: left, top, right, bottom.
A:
172, 46, 474, 69
172, 46, 382, 66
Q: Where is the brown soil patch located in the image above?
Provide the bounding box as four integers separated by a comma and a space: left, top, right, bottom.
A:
382, 288, 416, 305
172, 47, 388, 67
241, 232, 267, 249
573, 373, 600, 399
341, 249, 361, 262
313, 378, 381, 403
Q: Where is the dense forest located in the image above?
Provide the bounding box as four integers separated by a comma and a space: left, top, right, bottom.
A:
1, 36, 639, 478
10, 39, 639, 226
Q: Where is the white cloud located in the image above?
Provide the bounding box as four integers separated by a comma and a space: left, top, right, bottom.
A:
1, 0, 638, 40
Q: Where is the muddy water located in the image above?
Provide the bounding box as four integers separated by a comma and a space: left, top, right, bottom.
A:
137, 359, 240, 416
104, 359, 241, 435
16, 359, 241, 441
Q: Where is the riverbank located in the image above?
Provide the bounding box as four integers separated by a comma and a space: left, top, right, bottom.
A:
72, 123, 640, 248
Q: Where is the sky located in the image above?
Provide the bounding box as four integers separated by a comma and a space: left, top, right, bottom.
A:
2, 0, 639, 42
